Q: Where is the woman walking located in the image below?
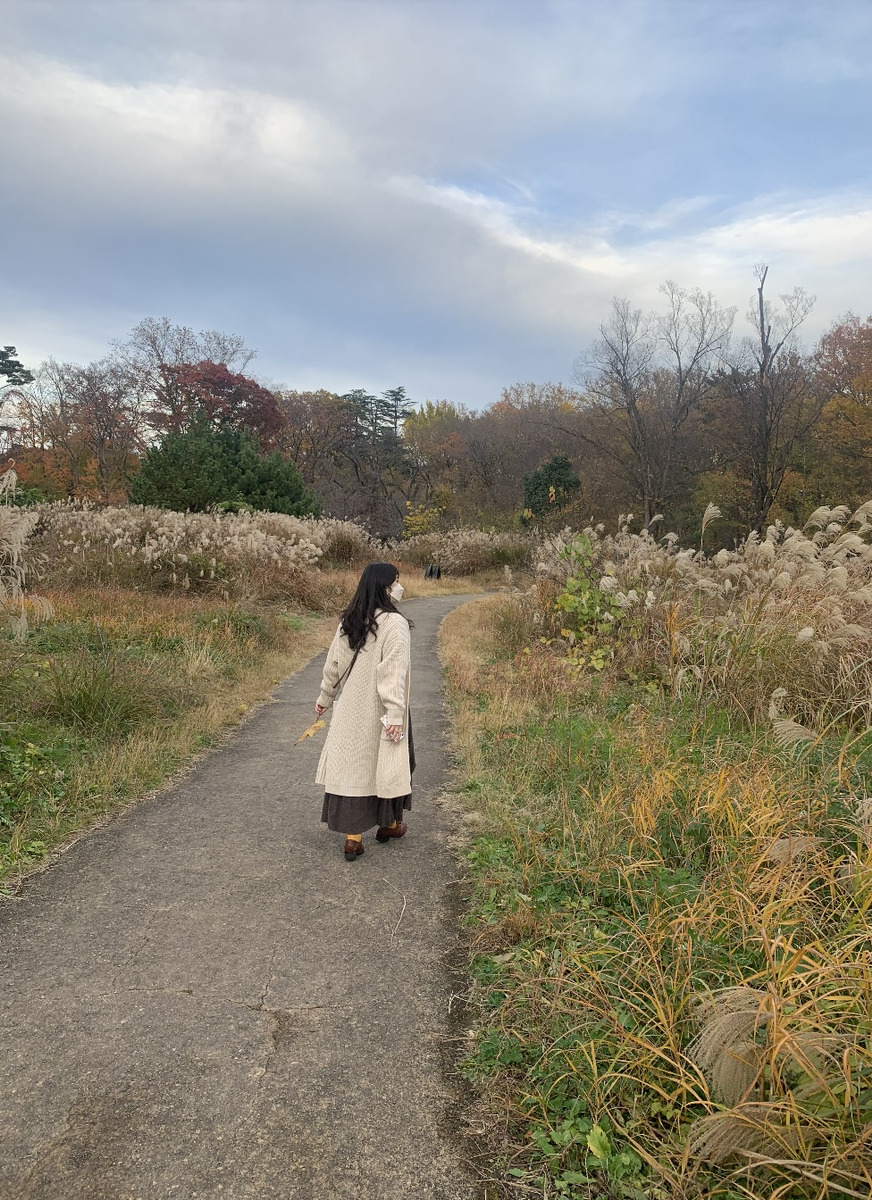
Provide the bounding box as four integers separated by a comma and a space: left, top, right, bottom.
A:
315, 563, 413, 861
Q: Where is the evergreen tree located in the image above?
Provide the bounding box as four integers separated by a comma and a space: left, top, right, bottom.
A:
129, 418, 320, 515
523, 454, 581, 518
0, 346, 34, 389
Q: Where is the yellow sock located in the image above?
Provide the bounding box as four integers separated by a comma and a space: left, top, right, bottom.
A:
346, 832, 362, 843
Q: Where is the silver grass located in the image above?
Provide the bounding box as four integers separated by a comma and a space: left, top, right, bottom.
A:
772, 719, 816, 748
711, 1040, 766, 1106
0, 467, 17, 501
688, 1104, 808, 1165
783, 533, 818, 560
765, 834, 823, 864
8, 610, 28, 642
782, 1030, 846, 1077
850, 500, 872, 525
825, 622, 869, 644
826, 532, 867, 559
804, 506, 833, 531
701, 502, 722, 536
0, 507, 38, 603
690, 987, 772, 1083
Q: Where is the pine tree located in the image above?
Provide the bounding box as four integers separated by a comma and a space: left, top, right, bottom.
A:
129, 417, 320, 515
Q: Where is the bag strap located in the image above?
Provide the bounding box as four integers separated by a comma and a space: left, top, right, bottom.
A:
336, 639, 363, 689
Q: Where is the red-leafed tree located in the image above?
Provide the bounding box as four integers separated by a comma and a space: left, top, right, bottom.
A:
153, 362, 284, 447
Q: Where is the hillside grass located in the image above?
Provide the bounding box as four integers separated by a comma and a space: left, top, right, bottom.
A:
441, 596, 872, 1200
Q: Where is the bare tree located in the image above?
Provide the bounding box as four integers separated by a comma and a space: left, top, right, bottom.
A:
724, 266, 820, 531
111, 318, 256, 436
14, 358, 147, 499
70, 361, 148, 499
570, 283, 735, 525
14, 359, 85, 495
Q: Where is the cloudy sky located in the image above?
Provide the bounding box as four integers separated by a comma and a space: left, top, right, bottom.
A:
2, 0, 871, 407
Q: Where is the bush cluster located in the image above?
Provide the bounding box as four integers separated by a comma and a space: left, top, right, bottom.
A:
535, 503, 872, 729
398, 527, 534, 574
21, 503, 377, 605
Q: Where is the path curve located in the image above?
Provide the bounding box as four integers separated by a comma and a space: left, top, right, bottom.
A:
0, 595, 480, 1200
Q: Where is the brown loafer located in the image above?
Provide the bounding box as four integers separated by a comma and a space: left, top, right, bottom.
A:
376, 821, 407, 843
344, 838, 364, 861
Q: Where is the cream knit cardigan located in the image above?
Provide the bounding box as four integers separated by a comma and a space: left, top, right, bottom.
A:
315, 610, 412, 798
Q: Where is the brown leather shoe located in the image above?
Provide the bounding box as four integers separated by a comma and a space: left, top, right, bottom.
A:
376, 821, 407, 843
344, 838, 364, 861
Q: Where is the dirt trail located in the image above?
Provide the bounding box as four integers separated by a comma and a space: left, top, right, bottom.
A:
0, 595, 480, 1200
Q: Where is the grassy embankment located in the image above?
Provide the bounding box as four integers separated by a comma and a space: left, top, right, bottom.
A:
0, 502, 505, 889
0, 588, 336, 886
441, 513, 872, 1200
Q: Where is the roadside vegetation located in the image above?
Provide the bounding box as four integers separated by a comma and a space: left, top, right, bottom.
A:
0, 500, 514, 888
441, 505, 872, 1199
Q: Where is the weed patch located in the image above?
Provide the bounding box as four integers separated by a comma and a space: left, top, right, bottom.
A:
0, 588, 336, 884
442, 596, 872, 1199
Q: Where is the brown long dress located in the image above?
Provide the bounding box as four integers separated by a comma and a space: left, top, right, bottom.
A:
321, 714, 415, 834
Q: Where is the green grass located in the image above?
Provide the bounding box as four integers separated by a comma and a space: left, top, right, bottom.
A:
0, 588, 335, 885
441, 598, 872, 1199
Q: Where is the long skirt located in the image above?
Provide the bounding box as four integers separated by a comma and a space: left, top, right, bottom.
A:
321, 714, 415, 835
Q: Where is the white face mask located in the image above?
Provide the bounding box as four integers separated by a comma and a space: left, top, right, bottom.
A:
389, 581, 404, 601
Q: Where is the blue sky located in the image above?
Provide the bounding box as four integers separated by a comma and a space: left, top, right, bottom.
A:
2, 0, 871, 408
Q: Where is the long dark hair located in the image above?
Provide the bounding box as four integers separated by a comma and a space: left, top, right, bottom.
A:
340, 562, 411, 651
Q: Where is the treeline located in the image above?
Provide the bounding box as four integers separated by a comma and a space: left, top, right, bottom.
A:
4, 269, 872, 541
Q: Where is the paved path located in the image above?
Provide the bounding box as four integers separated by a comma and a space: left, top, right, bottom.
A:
1, 596, 480, 1200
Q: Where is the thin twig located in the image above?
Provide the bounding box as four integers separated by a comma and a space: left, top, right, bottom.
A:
382, 877, 407, 942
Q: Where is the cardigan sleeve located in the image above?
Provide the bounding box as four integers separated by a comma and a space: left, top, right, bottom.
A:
316, 625, 344, 711
376, 615, 410, 726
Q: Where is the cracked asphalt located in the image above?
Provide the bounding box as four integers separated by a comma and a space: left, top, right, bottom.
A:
0, 595, 480, 1200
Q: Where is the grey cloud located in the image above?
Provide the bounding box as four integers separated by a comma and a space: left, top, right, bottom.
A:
2, 1, 872, 408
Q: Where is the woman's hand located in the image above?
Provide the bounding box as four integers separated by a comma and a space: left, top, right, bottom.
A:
384, 723, 404, 743
315, 703, 326, 716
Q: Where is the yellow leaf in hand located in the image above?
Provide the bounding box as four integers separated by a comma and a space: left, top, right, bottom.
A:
295, 718, 326, 744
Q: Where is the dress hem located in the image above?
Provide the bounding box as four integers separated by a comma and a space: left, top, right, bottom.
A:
321, 792, 412, 835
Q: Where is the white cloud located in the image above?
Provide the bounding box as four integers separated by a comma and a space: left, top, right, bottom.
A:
0, 52, 351, 209
391, 176, 872, 337
2, 2, 872, 404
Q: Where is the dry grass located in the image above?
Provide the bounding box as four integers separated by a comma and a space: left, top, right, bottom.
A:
0, 556, 493, 889
22, 502, 380, 605
397, 527, 534, 574
0, 586, 336, 888
535, 504, 872, 731
19, 501, 509, 608
440, 592, 872, 1198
